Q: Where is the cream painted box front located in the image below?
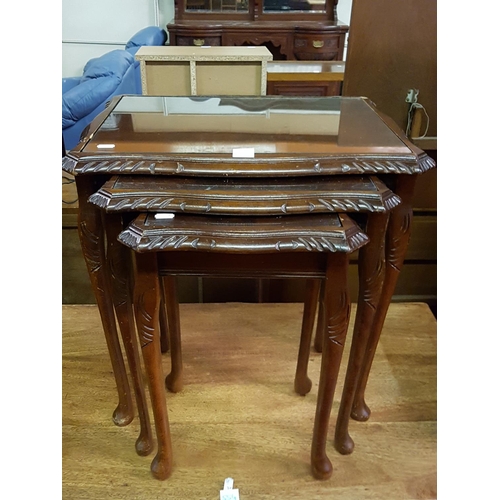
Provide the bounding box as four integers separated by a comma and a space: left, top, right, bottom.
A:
135, 46, 272, 96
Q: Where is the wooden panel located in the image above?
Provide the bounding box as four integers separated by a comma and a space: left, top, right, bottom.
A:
62, 229, 95, 304
202, 277, 260, 303
144, 62, 191, 95
267, 80, 341, 96
196, 61, 263, 95
413, 155, 437, 210
62, 173, 78, 228
405, 214, 436, 261
264, 262, 436, 304
343, 0, 437, 137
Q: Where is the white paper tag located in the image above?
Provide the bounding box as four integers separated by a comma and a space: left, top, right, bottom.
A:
220, 489, 239, 500
220, 478, 239, 500
232, 147, 254, 158
96, 144, 115, 149
154, 213, 175, 219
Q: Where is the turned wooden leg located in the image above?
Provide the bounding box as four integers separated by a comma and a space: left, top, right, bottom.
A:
163, 276, 183, 393
76, 176, 133, 426
313, 281, 326, 353
294, 279, 321, 395
105, 213, 154, 456
311, 253, 350, 480
351, 176, 417, 422
134, 253, 173, 481
334, 212, 389, 454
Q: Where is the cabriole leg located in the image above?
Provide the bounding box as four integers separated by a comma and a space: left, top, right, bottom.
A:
76, 176, 133, 426
311, 253, 350, 480
105, 213, 154, 456
294, 279, 321, 395
334, 212, 388, 454
163, 276, 183, 393
134, 253, 173, 480
351, 176, 417, 422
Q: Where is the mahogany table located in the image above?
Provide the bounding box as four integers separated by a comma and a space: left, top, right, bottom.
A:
120, 211, 368, 480
62, 94, 436, 478
91, 173, 399, 400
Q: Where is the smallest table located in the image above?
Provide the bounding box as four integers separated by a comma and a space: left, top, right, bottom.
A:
119, 211, 368, 480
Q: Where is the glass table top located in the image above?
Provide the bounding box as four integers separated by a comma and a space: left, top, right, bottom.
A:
80, 95, 411, 157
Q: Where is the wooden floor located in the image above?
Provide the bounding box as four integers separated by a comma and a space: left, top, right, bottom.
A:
62, 302, 437, 499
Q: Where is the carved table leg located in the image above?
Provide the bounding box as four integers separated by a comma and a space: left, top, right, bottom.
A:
334, 212, 389, 454
134, 253, 173, 480
351, 176, 417, 422
163, 276, 183, 393
313, 281, 326, 353
294, 279, 321, 395
311, 253, 350, 480
105, 213, 154, 456
76, 176, 133, 426
159, 293, 170, 354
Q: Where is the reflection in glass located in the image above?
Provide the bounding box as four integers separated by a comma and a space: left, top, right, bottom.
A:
186, 0, 249, 12
85, 95, 410, 157
263, 0, 325, 12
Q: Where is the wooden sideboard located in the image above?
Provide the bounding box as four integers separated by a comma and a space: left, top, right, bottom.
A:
167, 0, 348, 61
267, 60, 344, 95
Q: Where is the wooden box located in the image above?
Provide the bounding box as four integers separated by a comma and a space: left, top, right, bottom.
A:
135, 46, 272, 96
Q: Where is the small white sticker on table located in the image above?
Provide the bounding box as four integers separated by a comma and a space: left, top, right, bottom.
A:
154, 213, 175, 219
96, 144, 115, 149
232, 147, 254, 158
220, 477, 240, 500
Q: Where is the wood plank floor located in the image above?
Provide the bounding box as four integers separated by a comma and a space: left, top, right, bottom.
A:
62, 302, 437, 499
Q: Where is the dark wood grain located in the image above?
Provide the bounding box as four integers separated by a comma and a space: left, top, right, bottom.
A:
105, 213, 154, 456
90, 175, 401, 215
118, 213, 369, 254
75, 176, 134, 427
168, 0, 347, 61
134, 253, 174, 480
125, 211, 363, 480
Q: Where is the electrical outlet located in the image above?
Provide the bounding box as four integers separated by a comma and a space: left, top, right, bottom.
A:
405, 89, 419, 104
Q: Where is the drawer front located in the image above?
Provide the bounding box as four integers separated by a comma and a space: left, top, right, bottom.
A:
293, 35, 341, 60
176, 36, 222, 47
267, 81, 341, 97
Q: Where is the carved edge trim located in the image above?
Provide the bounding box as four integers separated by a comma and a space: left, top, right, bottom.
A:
345, 230, 370, 253
381, 193, 402, 211
118, 227, 368, 254
62, 156, 78, 174
88, 192, 111, 209
67, 156, 432, 176
416, 154, 437, 173
90, 193, 397, 214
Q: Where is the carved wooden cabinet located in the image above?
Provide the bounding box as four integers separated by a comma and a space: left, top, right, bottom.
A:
167, 0, 348, 61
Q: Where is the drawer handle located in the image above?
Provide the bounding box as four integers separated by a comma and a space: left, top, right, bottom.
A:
312, 40, 324, 48
193, 38, 205, 46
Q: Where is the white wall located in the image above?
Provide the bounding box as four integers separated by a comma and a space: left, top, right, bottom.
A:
62, 0, 351, 77
62, 0, 174, 77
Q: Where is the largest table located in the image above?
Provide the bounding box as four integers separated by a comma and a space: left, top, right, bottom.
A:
62, 95, 436, 478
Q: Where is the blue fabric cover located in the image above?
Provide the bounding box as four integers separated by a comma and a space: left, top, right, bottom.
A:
125, 26, 167, 51
62, 26, 168, 151
62, 50, 134, 128
81, 49, 134, 81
